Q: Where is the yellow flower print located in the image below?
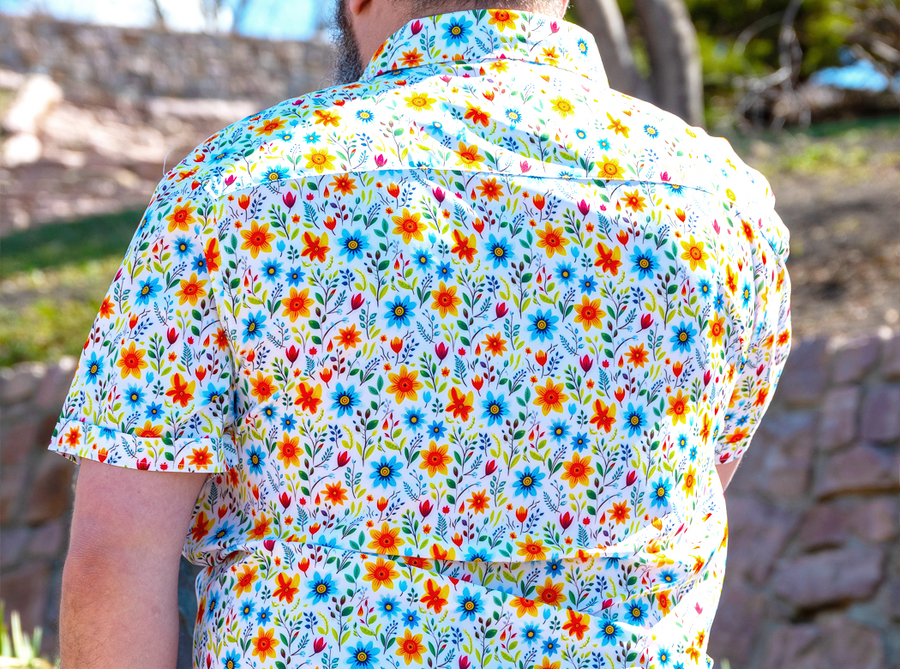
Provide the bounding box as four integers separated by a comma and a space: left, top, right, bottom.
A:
487, 8, 518, 31
550, 96, 575, 117
304, 147, 336, 173
405, 93, 436, 111
680, 235, 710, 271
175, 272, 207, 306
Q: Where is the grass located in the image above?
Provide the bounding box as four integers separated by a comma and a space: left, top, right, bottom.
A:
0, 210, 142, 368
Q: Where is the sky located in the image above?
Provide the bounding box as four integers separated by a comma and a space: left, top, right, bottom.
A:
0, 0, 329, 41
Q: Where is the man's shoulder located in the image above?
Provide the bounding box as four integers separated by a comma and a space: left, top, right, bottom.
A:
152, 80, 384, 203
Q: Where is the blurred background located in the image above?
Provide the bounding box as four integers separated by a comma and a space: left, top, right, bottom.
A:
0, 0, 898, 667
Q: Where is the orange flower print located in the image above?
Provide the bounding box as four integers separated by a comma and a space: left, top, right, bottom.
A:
483, 332, 507, 356
707, 315, 726, 346
392, 208, 425, 243
666, 389, 691, 425
273, 572, 300, 603
313, 109, 341, 127
487, 8, 518, 30
254, 116, 286, 136
324, 482, 348, 505
446, 387, 475, 421
117, 342, 148, 379
535, 222, 568, 257
335, 324, 362, 349
595, 241, 623, 275
430, 281, 462, 318
166, 201, 196, 232
282, 287, 314, 322
387, 365, 423, 403
330, 173, 357, 195
175, 273, 207, 306
451, 229, 477, 262
533, 379, 568, 415
400, 49, 424, 67
468, 490, 489, 513
574, 296, 603, 330
295, 381, 323, 413
621, 189, 647, 213
250, 627, 278, 659
610, 501, 631, 524
368, 522, 405, 554
536, 578, 564, 607
477, 177, 503, 201
455, 142, 484, 169
626, 344, 650, 367
98, 296, 115, 318
657, 591, 673, 616
233, 564, 259, 596
511, 596, 539, 617
562, 609, 589, 639
421, 579, 449, 613
516, 536, 547, 560
250, 372, 275, 402
590, 399, 616, 433
241, 220, 275, 258
187, 446, 214, 469
203, 236, 220, 271
396, 630, 426, 665
362, 557, 398, 591
276, 434, 301, 468
247, 514, 272, 540
190, 511, 214, 542
301, 231, 329, 262
464, 102, 491, 127
420, 441, 451, 476
561, 452, 594, 487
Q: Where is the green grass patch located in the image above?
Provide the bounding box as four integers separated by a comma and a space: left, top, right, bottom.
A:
0, 209, 142, 280
1, 210, 143, 367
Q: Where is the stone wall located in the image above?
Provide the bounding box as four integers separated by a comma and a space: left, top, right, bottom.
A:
0, 14, 335, 109
1, 329, 898, 665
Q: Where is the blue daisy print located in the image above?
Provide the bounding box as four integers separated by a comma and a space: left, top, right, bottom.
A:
528, 309, 558, 342
385, 296, 415, 327
442, 15, 473, 45
486, 234, 513, 268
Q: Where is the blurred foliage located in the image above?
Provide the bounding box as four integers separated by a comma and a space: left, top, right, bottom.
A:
0, 603, 55, 668
569, 0, 888, 125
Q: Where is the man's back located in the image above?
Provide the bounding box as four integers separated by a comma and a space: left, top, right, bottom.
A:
51, 9, 791, 668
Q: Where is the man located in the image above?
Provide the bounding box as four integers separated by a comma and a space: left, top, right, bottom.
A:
51, 0, 791, 666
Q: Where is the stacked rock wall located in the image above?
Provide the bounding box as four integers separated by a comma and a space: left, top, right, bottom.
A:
2, 331, 898, 665
0, 14, 335, 108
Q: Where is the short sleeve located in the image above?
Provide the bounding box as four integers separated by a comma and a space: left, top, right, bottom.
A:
715, 177, 792, 463
49, 177, 235, 473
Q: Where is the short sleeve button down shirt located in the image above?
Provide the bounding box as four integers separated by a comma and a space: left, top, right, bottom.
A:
51, 9, 791, 669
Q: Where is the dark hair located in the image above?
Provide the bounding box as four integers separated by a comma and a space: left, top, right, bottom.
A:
403, 0, 567, 20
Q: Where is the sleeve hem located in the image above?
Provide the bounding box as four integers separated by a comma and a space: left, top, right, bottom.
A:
50, 417, 226, 473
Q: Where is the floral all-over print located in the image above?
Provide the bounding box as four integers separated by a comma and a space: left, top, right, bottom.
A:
50, 9, 792, 669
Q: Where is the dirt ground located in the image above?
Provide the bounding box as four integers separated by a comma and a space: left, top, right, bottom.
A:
733, 118, 900, 342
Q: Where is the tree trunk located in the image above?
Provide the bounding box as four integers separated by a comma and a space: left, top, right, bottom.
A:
573, 0, 705, 127
630, 0, 704, 125
572, 0, 651, 101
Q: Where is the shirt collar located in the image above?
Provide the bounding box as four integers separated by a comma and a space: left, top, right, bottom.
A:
361, 9, 608, 85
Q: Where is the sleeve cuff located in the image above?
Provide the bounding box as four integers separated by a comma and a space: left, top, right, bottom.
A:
50, 417, 226, 473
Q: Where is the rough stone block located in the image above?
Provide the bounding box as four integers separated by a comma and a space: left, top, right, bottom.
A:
708, 580, 765, 667
771, 545, 884, 609
0, 418, 40, 466
737, 411, 816, 497
724, 494, 799, 586
776, 338, 830, 407
27, 518, 66, 558
0, 527, 30, 568
0, 362, 46, 407
25, 451, 74, 524
761, 617, 884, 669
35, 355, 77, 412
0, 464, 26, 525
797, 502, 850, 552
815, 442, 900, 499
817, 386, 860, 452
0, 562, 50, 633
883, 331, 900, 381
860, 384, 900, 442
830, 335, 881, 384
852, 497, 899, 543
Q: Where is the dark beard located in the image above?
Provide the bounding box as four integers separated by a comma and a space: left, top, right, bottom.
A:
331, 0, 365, 85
